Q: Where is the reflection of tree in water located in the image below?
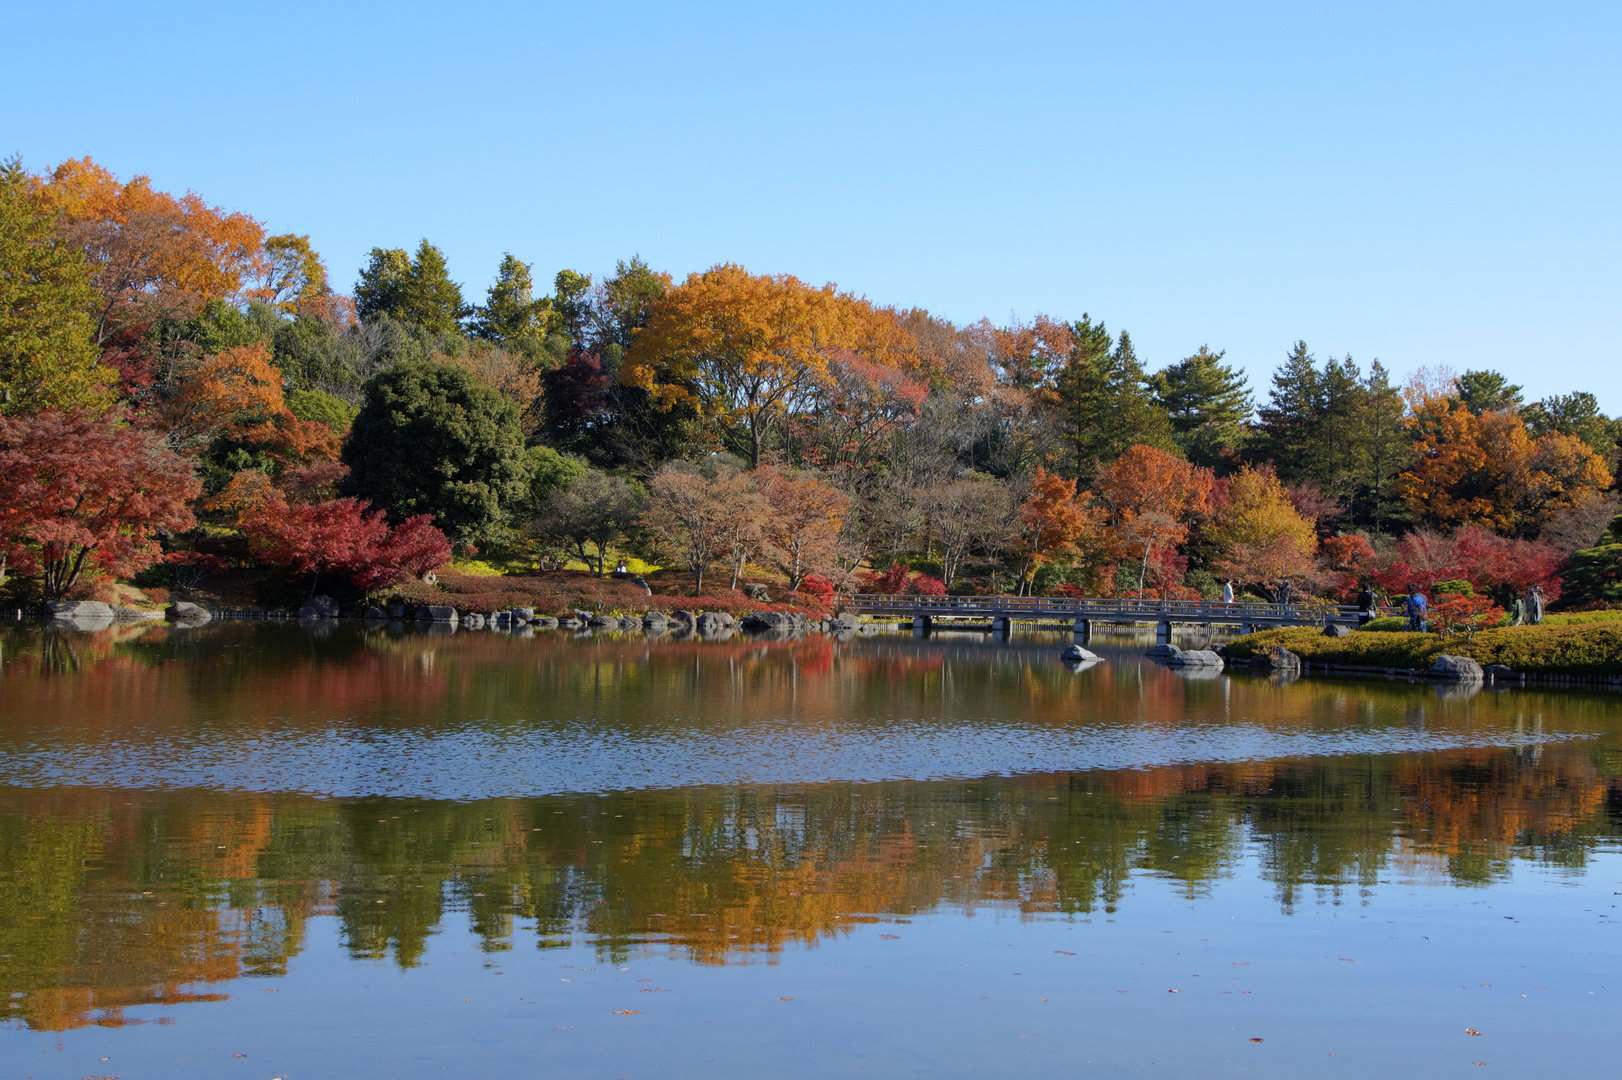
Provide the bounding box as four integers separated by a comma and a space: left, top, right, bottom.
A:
3, 744, 1619, 1031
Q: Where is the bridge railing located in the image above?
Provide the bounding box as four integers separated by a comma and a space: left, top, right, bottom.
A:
838, 594, 1391, 623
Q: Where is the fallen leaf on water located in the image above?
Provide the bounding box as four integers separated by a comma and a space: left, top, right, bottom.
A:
1249, 1038, 1263, 1043
232, 1053, 247, 1057
1167, 989, 1180, 993
1233, 962, 1250, 966
613, 1010, 642, 1015
261, 989, 278, 993
1054, 950, 1076, 956
1465, 1028, 1482, 1036
779, 997, 794, 1001
1473, 1063, 1487, 1067
880, 934, 900, 940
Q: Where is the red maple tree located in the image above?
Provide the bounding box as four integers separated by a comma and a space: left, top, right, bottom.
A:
0, 410, 200, 598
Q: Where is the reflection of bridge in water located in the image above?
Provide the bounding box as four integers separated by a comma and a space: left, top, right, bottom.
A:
841, 594, 1389, 640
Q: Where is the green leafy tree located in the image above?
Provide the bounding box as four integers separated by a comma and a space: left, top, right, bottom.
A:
1560, 513, 1622, 606
0, 156, 110, 415
548, 269, 594, 347
354, 240, 467, 332
535, 468, 645, 577
524, 445, 587, 510
341, 361, 529, 546
1056, 320, 1174, 478
1151, 346, 1252, 469
1454, 369, 1523, 415
471, 253, 551, 345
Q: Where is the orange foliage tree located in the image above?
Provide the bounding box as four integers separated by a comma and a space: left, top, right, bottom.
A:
1009, 466, 1101, 595
757, 466, 849, 591
622, 264, 916, 466
1399, 400, 1612, 537
1093, 445, 1214, 593
30, 157, 267, 349
160, 344, 339, 464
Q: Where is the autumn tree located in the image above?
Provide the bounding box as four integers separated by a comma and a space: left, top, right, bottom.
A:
0, 157, 111, 415
433, 342, 547, 437
1093, 445, 1215, 594
777, 350, 928, 481
1399, 399, 1612, 538
0, 411, 200, 597
1208, 465, 1318, 590
236, 485, 450, 596
29, 156, 267, 351
622, 263, 914, 467
160, 343, 339, 464
642, 463, 743, 594
1008, 466, 1100, 595
757, 467, 849, 591
342, 361, 530, 546
924, 477, 1012, 589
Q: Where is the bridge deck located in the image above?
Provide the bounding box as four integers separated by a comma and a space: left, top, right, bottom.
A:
841, 594, 1389, 628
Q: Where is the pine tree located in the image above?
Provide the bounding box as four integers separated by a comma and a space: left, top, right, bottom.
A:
1057, 323, 1175, 478
1151, 345, 1252, 469
472, 253, 550, 344
0, 156, 110, 414
354, 247, 412, 323
1347, 360, 1411, 534
1253, 341, 1321, 484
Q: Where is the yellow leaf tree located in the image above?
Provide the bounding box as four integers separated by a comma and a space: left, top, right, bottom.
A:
1209, 465, 1318, 589
621, 263, 914, 467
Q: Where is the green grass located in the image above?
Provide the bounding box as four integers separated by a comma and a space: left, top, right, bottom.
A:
1226, 622, 1622, 677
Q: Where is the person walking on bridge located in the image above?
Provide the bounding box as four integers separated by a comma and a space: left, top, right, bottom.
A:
1221, 580, 1234, 605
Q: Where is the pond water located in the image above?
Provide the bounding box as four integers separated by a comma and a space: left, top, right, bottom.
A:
1, 621, 1619, 1078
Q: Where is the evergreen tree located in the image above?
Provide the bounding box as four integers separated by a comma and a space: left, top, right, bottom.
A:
1056, 322, 1174, 478
548, 269, 594, 348
1253, 341, 1322, 484
353, 240, 468, 333
1151, 345, 1252, 469
1454, 369, 1523, 414
354, 247, 412, 323
0, 156, 110, 414
342, 361, 529, 546
1347, 360, 1411, 534
471, 254, 550, 345
1523, 392, 1616, 462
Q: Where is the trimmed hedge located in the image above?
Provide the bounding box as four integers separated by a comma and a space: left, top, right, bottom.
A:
1226, 623, 1622, 677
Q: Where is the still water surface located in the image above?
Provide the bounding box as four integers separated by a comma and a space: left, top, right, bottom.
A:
1, 622, 1619, 1078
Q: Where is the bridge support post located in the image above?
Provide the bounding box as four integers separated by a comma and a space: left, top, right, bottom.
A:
912, 614, 931, 636
1240, 621, 1253, 635
1157, 620, 1172, 643
1072, 618, 1091, 642
992, 615, 1012, 639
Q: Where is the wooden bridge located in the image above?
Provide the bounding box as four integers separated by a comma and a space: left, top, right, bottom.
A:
839, 594, 1387, 639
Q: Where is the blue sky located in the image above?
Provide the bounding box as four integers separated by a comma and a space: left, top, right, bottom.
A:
6, 1, 1618, 410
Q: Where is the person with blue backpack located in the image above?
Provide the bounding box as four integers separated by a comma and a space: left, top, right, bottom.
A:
1405, 584, 1429, 633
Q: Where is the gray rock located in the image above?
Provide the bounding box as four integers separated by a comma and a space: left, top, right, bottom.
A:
1169, 649, 1223, 666
512, 608, 535, 624
416, 605, 458, 623
385, 604, 408, 619
1430, 654, 1484, 680
560, 617, 581, 629
832, 611, 859, 629
362, 607, 387, 620
462, 613, 486, 629
620, 615, 644, 630
46, 614, 116, 632
1256, 645, 1302, 670
113, 606, 164, 621
166, 602, 212, 624
300, 595, 341, 618
743, 611, 794, 631
531, 616, 559, 629
46, 600, 114, 619
670, 609, 697, 627
588, 615, 620, 629
1145, 643, 1182, 659
642, 610, 668, 625
1483, 663, 1520, 681
1060, 644, 1100, 663
1322, 623, 1353, 638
